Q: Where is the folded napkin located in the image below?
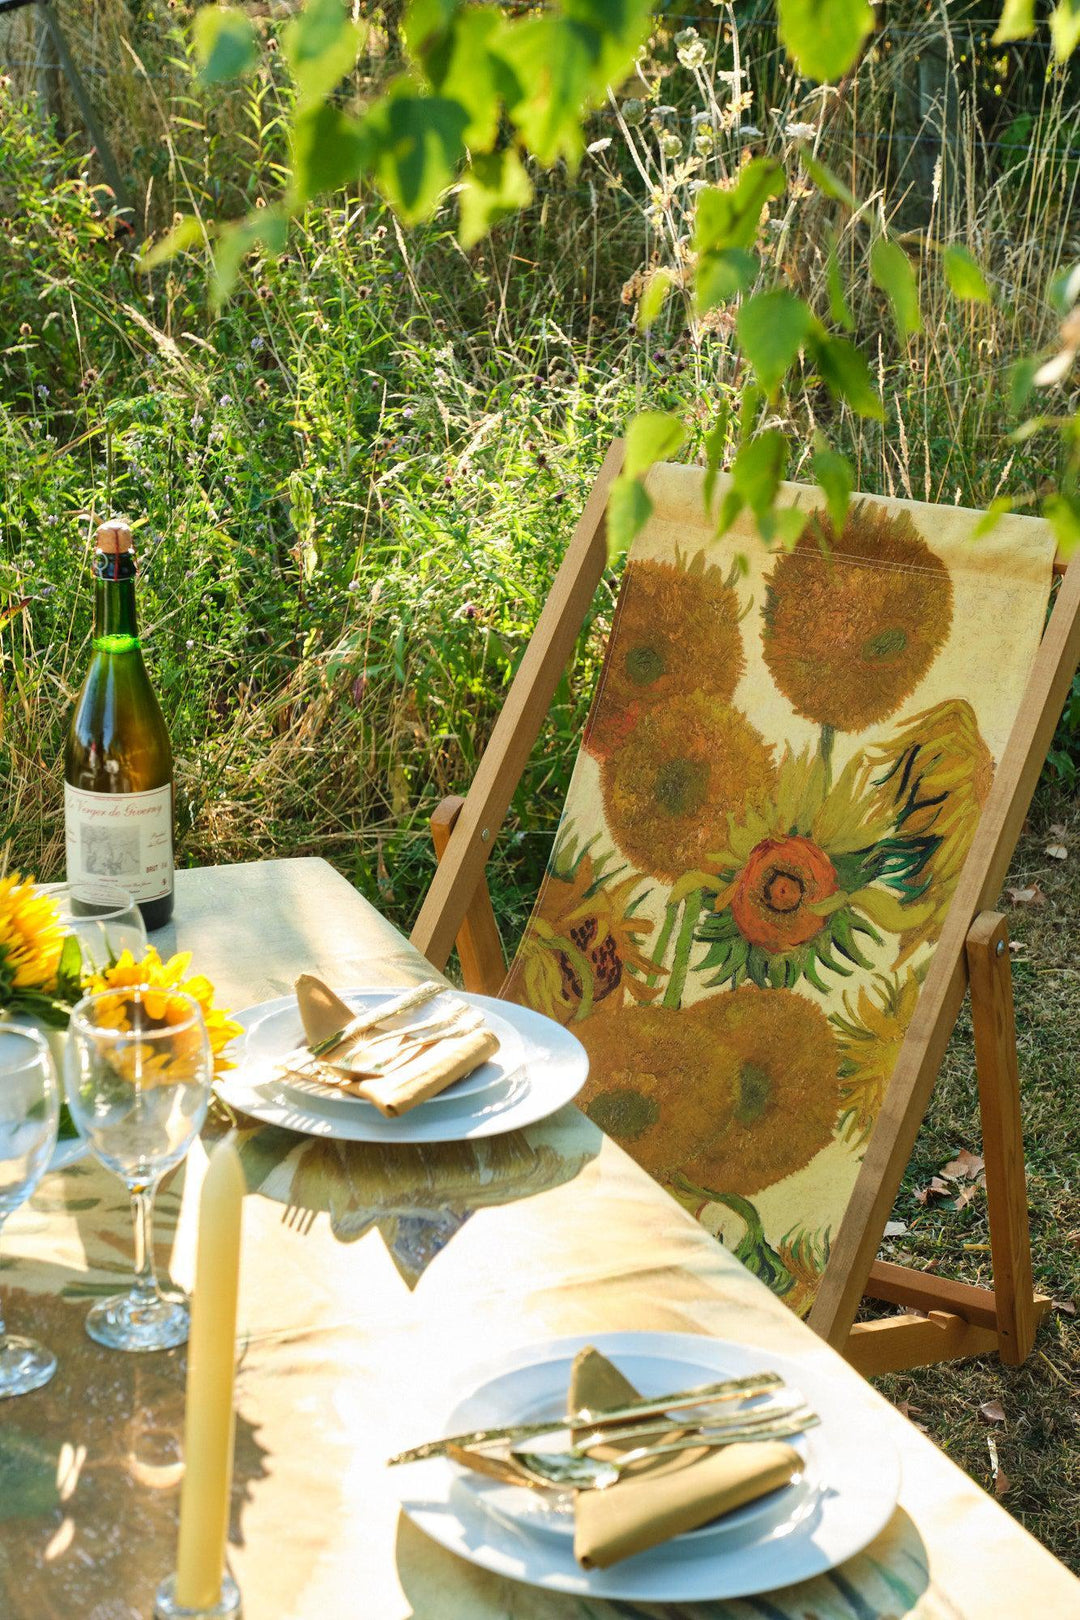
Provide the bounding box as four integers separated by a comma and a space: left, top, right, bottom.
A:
293, 975, 499, 1119
568, 1346, 801, 1570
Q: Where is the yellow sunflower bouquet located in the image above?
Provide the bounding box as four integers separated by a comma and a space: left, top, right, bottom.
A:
1, 870, 242, 1097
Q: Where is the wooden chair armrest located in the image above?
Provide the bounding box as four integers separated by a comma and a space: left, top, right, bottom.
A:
428, 795, 507, 995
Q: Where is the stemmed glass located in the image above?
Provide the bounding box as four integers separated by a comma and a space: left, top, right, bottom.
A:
0, 1025, 60, 1397
52, 884, 147, 975
64, 987, 212, 1352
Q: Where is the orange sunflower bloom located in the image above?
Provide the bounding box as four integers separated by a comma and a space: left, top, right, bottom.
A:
579, 987, 842, 1198
729, 833, 839, 954
602, 695, 776, 884
504, 835, 663, 1024
762, 503, 953, 732
585, 551, 745, 760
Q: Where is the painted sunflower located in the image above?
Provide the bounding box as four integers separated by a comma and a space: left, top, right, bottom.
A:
862, 699, 993, 964
832, 969, 921, 1145
0, 872, 63, 1009
503, 833, 663, 1024
688, 746, 936, 991
579, 987, 842, 1197
602, 695, 776, 884
585, 552, 746, 760
761, 503, 953, 732
776, 1223, 832, 1318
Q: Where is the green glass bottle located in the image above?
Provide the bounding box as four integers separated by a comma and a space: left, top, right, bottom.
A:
64, 519, 174, 931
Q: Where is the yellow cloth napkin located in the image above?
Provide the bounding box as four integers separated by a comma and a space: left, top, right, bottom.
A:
568, 1346, 801, 1570
293, 975, 499, 1119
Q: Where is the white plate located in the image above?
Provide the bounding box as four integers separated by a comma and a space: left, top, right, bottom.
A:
253, 990, 523, 1111
453, 1357, 819, 1549
216, 990, 588, 1144
394, 1332, 901, 1603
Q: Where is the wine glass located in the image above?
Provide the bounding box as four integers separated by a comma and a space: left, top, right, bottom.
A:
64, 987, 212, 1352
0, 1025, 61, 1397
52, 884, 148, 975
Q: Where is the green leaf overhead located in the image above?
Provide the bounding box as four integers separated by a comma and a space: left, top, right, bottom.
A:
212, 205, 288, 305
811, 436, 853, 533
694, 160, 786, 254
826, 237, 854, 330
737, 289, 814, 394
943, 245, 992, 303
717, 428, 789, 535
420, 7, 506, 150
870, 236, 922, 343
638, 268, 674, 331
624, 410, 687, 478
138, 216, 206, 272
606, 477, 653, 558
458, 149, 534, 249
290, 104, 369, 207
193, 6, 259, 85
695, 249, 758, 313
810, 331, 884, 419
776, 0, 874, 83
282, 0, 365, 109
403, 0, 459, 58
363, 86, 469, 222
1050, 0, 1080, 59
494, 17, 595, 167
993, 0, 1036, 41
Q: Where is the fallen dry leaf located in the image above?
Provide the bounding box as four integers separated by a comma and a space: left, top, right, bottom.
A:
913, 1175, 953, 1205
1005, 883, 1047, 907
883, 1219, 908, 1237
979, 1400, 1007, 1424
954, 1182, 983, 1212
941, 1148, 985, 1181
896, 1400, 929, 1433
987, 1435, 1011, 1497
1008, 940, 1030, 959
1044, 842, 1068, 860
1052, 1298, 1077, 1316
1049, 822, 1067, 838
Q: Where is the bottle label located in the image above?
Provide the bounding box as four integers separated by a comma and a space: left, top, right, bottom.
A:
64, 783, 173, 905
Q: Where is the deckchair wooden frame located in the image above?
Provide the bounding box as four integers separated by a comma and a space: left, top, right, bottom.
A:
411, 440, 1080, 1377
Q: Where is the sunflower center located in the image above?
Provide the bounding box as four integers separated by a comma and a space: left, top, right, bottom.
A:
734, 1061, 772, 1125
761, 867, 805, 914
862, 626, 908, 662
586, 1087, 660, 1140
625, 643, 667, 686
652, 756, 709, 818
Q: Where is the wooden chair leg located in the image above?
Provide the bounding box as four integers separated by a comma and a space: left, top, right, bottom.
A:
847, 908, 1047, 1375
429, 796, 506, 996
966, 910, 1039, 1365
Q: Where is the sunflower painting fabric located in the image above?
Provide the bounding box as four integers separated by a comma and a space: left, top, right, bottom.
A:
502, 463, 1056, 1316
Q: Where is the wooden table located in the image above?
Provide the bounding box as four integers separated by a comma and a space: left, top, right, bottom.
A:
2, 859, 1076, 1618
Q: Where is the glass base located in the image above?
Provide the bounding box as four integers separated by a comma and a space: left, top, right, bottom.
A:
85, 1288, 189, 1352
154, 1570, 241, 1618
0, 1335, 57, 1398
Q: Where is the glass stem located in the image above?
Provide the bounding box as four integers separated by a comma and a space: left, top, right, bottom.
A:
0, 1212, 7, 1343
129, 1179, 161, 1303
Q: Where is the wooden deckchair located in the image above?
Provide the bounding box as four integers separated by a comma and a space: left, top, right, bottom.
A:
411, 441, 1080, 1377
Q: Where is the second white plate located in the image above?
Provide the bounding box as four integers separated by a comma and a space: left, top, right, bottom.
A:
216, 989, 589, 1144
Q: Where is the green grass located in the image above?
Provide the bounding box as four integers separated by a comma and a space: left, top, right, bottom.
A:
1, 7, 1078, 1574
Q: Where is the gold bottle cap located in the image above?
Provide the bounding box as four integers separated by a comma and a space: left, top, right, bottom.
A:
96, 518, 134, 554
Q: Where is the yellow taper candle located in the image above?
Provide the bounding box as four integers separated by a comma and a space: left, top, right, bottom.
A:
174, 1137, 245, 1610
